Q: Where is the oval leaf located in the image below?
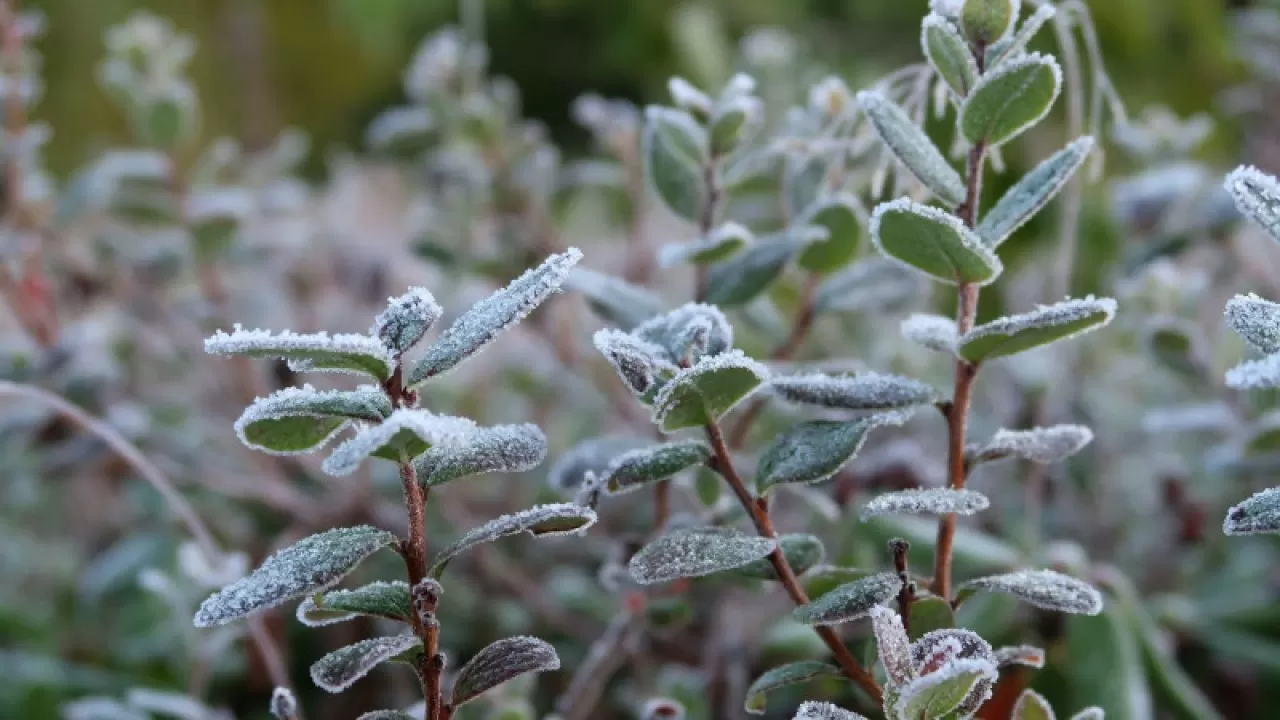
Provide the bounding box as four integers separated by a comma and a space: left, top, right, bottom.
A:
653, 351, 769, 432
704, 237, 795, 306
296, 581, 412, 627
960, 569, 1104, 615
415, 423, 547, 486
234, 386, 391, 455
894, 658, 997, 720
1013, 689, 1057, 720
357, 712, 416, 720
451, 635, 561, 707
861, 488, 990, 520
901, 314, 959, 354
744, 661, 844, 715
603, 440, 711, 494
430, 503, 597, 577
798, 195, 863, 273
792, 572, 902, 626
805, 566, 874, 601
972, 425, 1094, 465
548, 435, 650, 494
629, 528, 777, 585
857, 91, 966, 205
961, 53, 1063, 147
772, 372, 939, 410
1225, 165, 1280, 243
1224, 487, 1280, 536
644, 106, 709, 222
733, 534, 826, 580
958, 297, 1117, 362
310, 635, 421, 693
322, 409, 477, 476
1065, 607, 1153, 720
978, 137, 1095, 248
1225, 293, 1280, 355
923, 14, 979, 98
372, 287, 443, 354
205, 325, 395, 380
871, 199, 1002, 286
594, 329, 677, 396
757, 413, 910, 493
909, 596, 957, 642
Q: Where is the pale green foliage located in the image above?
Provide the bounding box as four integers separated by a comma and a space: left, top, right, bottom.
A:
295, 581, 412, 627
772, 372, 940, 410
414, 423, 547, 487
961, 52, 1062, 147
602, 440, 711, 494
321, 409, 477, 476
971, 425, 1094, 465
756, 413, 912, 492
923, 14, 979, 98
871, 199, 1003, 286
744, 661, 844, 715
960, 569, 1104, 614
860, 488, 991, 520
205, 325, 395, 379
451, 636, 561, 707
856, 91, 966, 205
429, 503, 598, 577
978, 137, 1095, 247
372, 287, 442, 354
644, 106, 708, 221
1013, 689, 1055, 720
565, 268, 664, 331
734, 533, 825, 579
309, 635, 422, 693
660, 222, 753, 267
233, 385, 391, 456
792, 572, 901, 625
628, 528, 777, 584
704, 237, 796, 306
958, 297, 1117, 362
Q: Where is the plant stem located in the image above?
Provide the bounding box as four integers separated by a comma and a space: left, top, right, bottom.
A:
704, 419, 883, 704
694, 154, 721, 302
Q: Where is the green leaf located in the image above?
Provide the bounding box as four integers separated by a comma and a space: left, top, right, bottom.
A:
961, 0, 1017, 46
357, 712, 416, 720
710, 95, 762, 156
785, 153, 830, 220
703, 236, 795, 306
816, 259, 924, 315
923, 14, 979, 98
652, 351, 769, 431
310, 635, 421, 693
604, 440, 711, 494
415, 423, 547, 487
429, 503, 597, 577
733, 534, 825, 580
978, 137, 1095, 248
646, 596, 694, 630
565, 267, 664, 331
792, 572, 901, 626
634, 303, 734, 364
644, 106, 709, 222
757, 413, 910, 493
871, 199, 1002, 286
961, 53, 1062, 147
694, 467, 722, 507
234, 386, 391, 456
986, 5, 1057, 68
970, 425, 1094, 465
744, 661, 845, 715
798, 195, 863, 273
451, 636, 560, 707
629, 528, 777, 584
205, 325, 395, 380
661, 222, 753, 266
1065, 607, 1153, 720
803, 566, 873, 601
960, 569, 1103, 615
856, 91, 966, 206
322, 410, 477, 475
909, 596, 956, 641
773, 372, 938, 410
296, 581, 411, 627
1224, 487, 1280, 536
958, 297, 1117, 362
894, 659, 996, 720
1013, 689, 1057, 720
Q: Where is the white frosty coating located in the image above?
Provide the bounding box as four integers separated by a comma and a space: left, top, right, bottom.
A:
757, 411, 914, 491
1225, 165, 1280, 243
870, 198, 1004, 286
415, 423, 547, 486
893, 657, 998, 720
628, 528, 777, 585
642, 698, 687, 720
234, 385, 392, 456
602, 440, 711, 495
194, 525, 397, 627
987, 4, 1057, 66
659, 222, 753, 268
408, 248, 583, 385
668, 76, 713, 116
856, 91, 966, 205
429, 503, 598, 577
792, 702, 866, 720
901, 314, 958, 354
912, 628, 996, 672
959, 296, 1117, 359
270, 687, 297, 720
366, 105, 434, 150
922, 13, 978, 97
772, 371, 940, 410
125, 688, 214, 720
593, 328, 677, 395
1068, 708, 1105, 720
975, 425, 1094, 465
451, 635, 561, 706
929, 0, 963, 18
356, 712, 415, 720
994, 644, 1046, 669
295, 580, 411, 627
548, 435, 650, 493
978, 137, 1094, 248
309, 634, 422, 693
961, 52, 1063, 147
961, 569, 1104, 615
62, 698, 148, 720
652, 350, 770, 429
792, 571, 901, 626
1224, 486, 1280, 536
372, 287, 443, 354
1226, 354, 1280, 390
1012, 689, 1056, 720
860, 488, 990, 520
869, 605, 914, 686
321, 409, 477, 476
205, 325, 396, 378
634, 302, 734, 362
1225, 293, 1280, 354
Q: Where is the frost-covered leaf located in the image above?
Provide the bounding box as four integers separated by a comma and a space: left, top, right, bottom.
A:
704, 236, 795, 306
548, 435, 650, 494
205, 325, 395, 379
322, 409, 477, 475
793, 702, 867, 720
593, 329, 678, 396
861, 488, 990, 520
669, 77, 713, 117
901, 314, 958, 354
451, 635, 561, 707
960, 569, 1103, 615
958, 297, 1117, 362
652, 351, 769, 431
1013, 689, 1056, 720
661, 222, 754, 267
773, 372, 939, 411
296, 581, 411, 626
124, 688, 216, 720
961, 53, 1062, 147
270, 687, 298, 720
603, 440, 711, 494
372, 287, 442, 355
744, 661, 844, 715
986, 5, 1056, 67
923, 13, 979, 98
816, 259, 924, 315
1225, 354, 1280, 390
415, 423, 547, 486
356, 712, 415, 720
797, 195, 863, 273
634, 303, 734, 364
1068, 709, 1104, 720
961, 0, 1017, 45
792, 572, 901, 626
234, 385, 391, 456
429, 503, 597, 577
995, 645, 1046, 669
857, 91, 966, 206
409, 248, 583, 384
804, 566, 874, 600
971, 425, 1094, 465
565, 267, 663, 331
310, 634, 421, 693
629, 527, 777, 584
872, 199, 1002, 286
978, 137, 1094, 248
711, 94, 763, 156
645, 106, 708, 222
194, 526, 397, 627
1225, 165, 1280, 243
1224, 487, 1280, 536
870, 605, 915, 686
1225, 293, 1280, 354
757, 413, 911, 493
894, 657, 997, 720
733, 534, 825, 580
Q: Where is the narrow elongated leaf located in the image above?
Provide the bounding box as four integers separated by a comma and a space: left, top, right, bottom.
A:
986, 5, 1057, 67
704, 236, 795, 306
772, 372, 939, 410
1224, 487, 1280, 535
961, 569, 1103, 615
322, 409, 477, 475
1225, 293, 1280, 354
793, 702, 867, 720
205, 325, 395, 379
734, 534, 825, 579
901, 314, 958, 354
978, 137, 1095, 248
757, 413, 911, 493
961, 53, 1063, 147
194, 526, 397, 627
296, 581, 412, 626
310, 635, 421, 693
372, 287, 442, 354
1013, 689, 1057, 720
357, 712, 415, 720
923, 14, 979, 97
870, 605, 915, 685
744, 661, 844, 715
644, 107, 708, 222
451, 636, 561, 706
1069, 710, 1105, 720
1224, 165, 1280, 243
414, 423, 547, 486
1226, 355, 1280, 390
792, 572, 901, 625
565, 267, 664, 330
234, 385, 391, 456
861, 488, 990, 520
857, 91, 966, 205
1065, 607, 1152, 720
409, 248, 583, 384
634, 303, 734, 364
971, 425, 1094, 465
798, 195, 863, 273
872, 199, 1002, 286
958, 297, 1117, 362
652, 351, 769, 431
430, 504, 597, 577
603, 440, 711, 494
629, 528, 777, 584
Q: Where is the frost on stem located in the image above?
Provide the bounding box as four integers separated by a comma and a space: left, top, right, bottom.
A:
602, 440, 711, 494
1224, 487, 1280, 535
194, 526, 397, 627
1225, 293, 1280, 354
792, 702, 867, 720
960, 569, 1104, 615
771, 372, 940, 411
970, 425, 1094, 465
270, 687, 298, 720
309, 634, 422, 693
451, 635, 561, 707
295, 580, 412, 627
860, 488, 990, 520
321, 409, 477, 476
1225, 165, 1280, 243
428, 503, 597, 577
234, 385, 392, 456
628, 528, 777, 585
415, 423, 547, 486
205, 325, 396, 379
901, 314, 958, 354
408, 248, 583, 385
792, 571, 901, 626
593, 328, 678, 395
371, 287, 442, 354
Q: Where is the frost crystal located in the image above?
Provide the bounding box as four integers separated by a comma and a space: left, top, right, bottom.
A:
1224, 487, 1280, 536
593, 328, 677, 395
771, 372, 940, 410
961, 52, 1062, 148
409, 248, 583, 385
901, 314, 958, 354
194, 526, 397, 627
205, 325, 396, 379
415, 423, 547, 486
793, 702, 866, 720
295, 580, 411, 627
792, 571, 901, 626
869, 605, 914, 686
602, 440, 711, 494
1225, 165, 1280, 243
1225, 293, 1280, 354
321, 409, 477, 476
270, 687, 297, 720
652, 350, 769, 431
634, 303, 734, 363
860, 488, 990, 520
1226, 354, 1280, 390
960, 569, 1103, 615
735, 534, 825, 579
972, 425, 1094, 465
234, 385, 391, 456
429, 503, 597, 577
451, 635, 561, 706
628, 528, 777, 585
372, 287, 442, 354
356, 712, 415, 720
309, 634, 422, 693
958, 297, 1117, 362
994, 644, 1046, 669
